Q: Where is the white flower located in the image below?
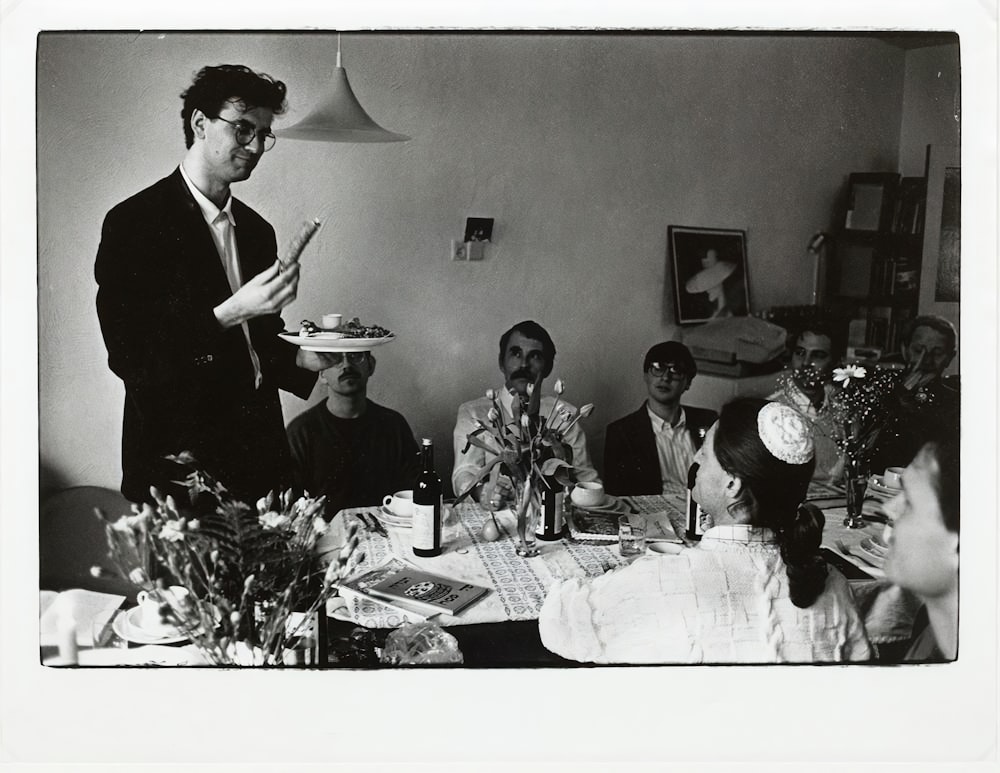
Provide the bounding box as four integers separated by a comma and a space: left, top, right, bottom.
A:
128, 567, 148, 585
520, 414, 530, 430
259, 511, 291, 530
187, 519, 200, 531
526, 382, 535, 396
160, 519, 185, 542
110, 515, 132, 533
256, 496, 269, 516
487, 406, 499, 422
312, 516, 329, 536
554, 378, 565, 395
578, 403, 595, 418
833, 365, 867, 385
485, 388, 496, 400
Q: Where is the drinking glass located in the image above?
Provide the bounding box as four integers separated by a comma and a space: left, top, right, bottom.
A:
618, 515, 647, 557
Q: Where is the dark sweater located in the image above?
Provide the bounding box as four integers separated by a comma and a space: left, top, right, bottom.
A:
286, 399, 421, 519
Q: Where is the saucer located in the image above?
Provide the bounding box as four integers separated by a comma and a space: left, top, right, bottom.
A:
113, 608, 188, 645
868, 475, 902, 497
574, 495, 625, 514
855, 540, 887, 568
860, 535, 888, 556
378, 505, 412, 526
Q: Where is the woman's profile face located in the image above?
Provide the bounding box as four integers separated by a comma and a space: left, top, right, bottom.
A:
883, 446, 958, 599
691, 423, 736, 522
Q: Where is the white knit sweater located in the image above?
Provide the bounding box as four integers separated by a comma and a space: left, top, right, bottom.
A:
538, 524, 872, 664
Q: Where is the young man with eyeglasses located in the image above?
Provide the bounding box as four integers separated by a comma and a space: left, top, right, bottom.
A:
286, 351, 421, 519
96, 64, 336, 505
603, 341, 717, 496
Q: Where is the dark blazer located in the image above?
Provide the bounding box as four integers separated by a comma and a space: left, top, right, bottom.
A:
603, 403, 718, 496
95, 168, 316, 503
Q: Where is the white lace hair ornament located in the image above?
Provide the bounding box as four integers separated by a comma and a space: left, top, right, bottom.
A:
757, 402, 814, 465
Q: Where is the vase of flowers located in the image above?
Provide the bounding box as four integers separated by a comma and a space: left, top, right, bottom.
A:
92, 453, 361, 666
457, 379, 593, 557
824, 365, 900, 528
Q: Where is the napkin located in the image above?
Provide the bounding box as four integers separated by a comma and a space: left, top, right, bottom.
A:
39, 588, 126, 648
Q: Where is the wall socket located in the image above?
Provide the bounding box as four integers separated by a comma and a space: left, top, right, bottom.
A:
450, 239, 467, 261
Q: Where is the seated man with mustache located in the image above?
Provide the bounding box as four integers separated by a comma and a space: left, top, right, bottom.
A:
286, 350, 421, 520
452, 320, 600, 509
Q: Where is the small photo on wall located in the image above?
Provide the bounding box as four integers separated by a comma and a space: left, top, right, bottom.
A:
669, 226, 750, 325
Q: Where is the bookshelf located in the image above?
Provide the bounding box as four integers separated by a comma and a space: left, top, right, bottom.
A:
826, 171, 927, 357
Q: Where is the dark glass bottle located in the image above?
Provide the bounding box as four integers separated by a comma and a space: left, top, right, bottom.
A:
412, 438, 442, 557
685, 462, 705, 541
536, 477, 566, 541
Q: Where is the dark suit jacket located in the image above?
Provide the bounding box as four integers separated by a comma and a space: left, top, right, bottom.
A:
603, 403, 718, 496
95, 168, 316, 503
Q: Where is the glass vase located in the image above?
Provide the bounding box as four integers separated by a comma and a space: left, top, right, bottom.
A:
842, 454, 869, 529
514, 489, 541, 558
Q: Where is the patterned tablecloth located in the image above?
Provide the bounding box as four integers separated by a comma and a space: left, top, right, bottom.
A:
320, 484, 919, 644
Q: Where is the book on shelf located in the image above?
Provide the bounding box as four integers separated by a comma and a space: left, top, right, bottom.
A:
341, 560, 490, 618
892, 177, 927, 236
866, 306, 893, 349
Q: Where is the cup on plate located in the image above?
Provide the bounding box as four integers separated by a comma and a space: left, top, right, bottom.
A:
882, 467, 905, 489
382, 490, 414, 517
322, 313, 343, 329
135, 586, 189, 632
571, 482, 606, 508
618, 514, 647, 557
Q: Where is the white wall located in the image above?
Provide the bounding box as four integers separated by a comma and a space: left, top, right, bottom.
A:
38, 32, 912, 497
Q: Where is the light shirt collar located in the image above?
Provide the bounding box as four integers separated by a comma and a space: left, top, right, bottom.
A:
702, 523, 775, 544
647, 403, 687, 433
179, 163, 235, 227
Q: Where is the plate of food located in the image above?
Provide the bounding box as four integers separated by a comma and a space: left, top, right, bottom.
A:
113, 608, 189, 646
573, 496, 626, 515
280, 317, 396, 352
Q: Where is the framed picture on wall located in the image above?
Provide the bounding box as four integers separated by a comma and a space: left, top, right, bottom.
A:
669, 226, 750, 325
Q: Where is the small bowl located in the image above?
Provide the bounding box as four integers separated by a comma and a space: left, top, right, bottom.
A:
571, 482, 606, 508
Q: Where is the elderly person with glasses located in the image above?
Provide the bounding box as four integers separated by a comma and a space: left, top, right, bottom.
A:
540, 398, 872, 663
96, 64, 337, 505
603, 341, 717, 496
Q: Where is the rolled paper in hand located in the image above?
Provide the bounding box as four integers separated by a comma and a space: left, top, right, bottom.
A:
279, 218, 321, 270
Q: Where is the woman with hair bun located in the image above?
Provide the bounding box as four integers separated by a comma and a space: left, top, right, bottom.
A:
539, 398, 872, 663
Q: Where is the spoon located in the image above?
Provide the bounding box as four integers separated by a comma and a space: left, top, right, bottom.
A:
835, 539, 882, 569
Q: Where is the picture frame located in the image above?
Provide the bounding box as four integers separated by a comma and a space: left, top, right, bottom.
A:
669, 226, 750, 325
843, 172, 899, 233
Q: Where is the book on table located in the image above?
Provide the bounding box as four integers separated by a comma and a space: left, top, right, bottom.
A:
566, 508, 682, 543
338, 558, 490, 618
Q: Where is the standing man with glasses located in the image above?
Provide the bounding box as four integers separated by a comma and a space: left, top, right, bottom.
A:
96, 64, 336, 505
286, 350, 421, 520
603, 341, 717, 496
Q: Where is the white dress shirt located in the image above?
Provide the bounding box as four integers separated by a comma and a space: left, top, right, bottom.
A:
451, 387, 600, 496
646, 404, 696, 491
179, 163, 262, 388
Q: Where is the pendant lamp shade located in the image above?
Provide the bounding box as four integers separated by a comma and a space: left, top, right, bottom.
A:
276, 44, 409, 143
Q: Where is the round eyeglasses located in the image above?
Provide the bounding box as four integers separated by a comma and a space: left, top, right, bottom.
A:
648, 362, 689, 379
211, 115, 277, 152
327, 352, 370, 366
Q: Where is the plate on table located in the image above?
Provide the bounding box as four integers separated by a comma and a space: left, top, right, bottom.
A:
279, 332, 395, 352
860, 535, 889, 557
113, 608, 189, 646
573, 495, 626, 515
868, 475, 902, 498
376, 506, 412, 528
855, 539, 887, 569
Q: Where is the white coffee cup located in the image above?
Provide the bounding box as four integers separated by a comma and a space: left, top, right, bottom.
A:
883, 467, 905, 489
322, 313, 343, 329
135, 586, 189, 632
382, 490, 414, 517
570, 481, 606, 508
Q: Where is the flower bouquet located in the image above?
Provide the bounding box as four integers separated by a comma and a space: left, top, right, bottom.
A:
823, 365, 902, 527
456, 378, 593, 556
92, 453, 361, 665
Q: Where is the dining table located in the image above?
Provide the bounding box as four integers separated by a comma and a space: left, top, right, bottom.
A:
317, 479, 921, 666
40, 481, 919, 667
